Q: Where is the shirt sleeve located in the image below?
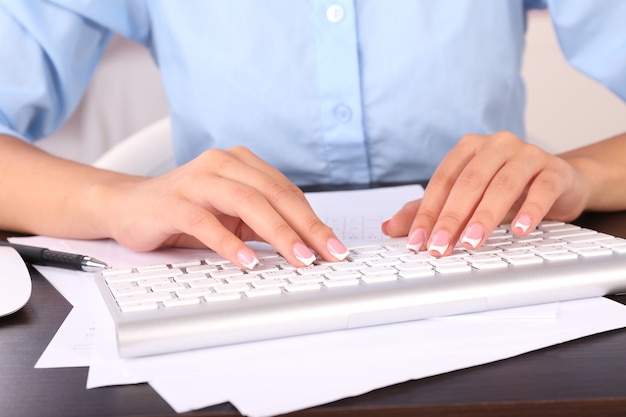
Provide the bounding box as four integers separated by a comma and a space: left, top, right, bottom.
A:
0, 1, 114, 141
547, 0, 626, 102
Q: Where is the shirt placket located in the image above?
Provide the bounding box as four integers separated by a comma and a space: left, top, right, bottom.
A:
313, 0, 370, 184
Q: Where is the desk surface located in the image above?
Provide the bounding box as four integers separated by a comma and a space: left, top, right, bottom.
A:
2, 210, 626, 417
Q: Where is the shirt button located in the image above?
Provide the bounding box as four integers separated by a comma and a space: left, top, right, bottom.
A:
326, 5, 345, 23
335, 105, 352, 123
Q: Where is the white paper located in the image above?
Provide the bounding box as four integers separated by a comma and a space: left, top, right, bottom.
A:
152, 297, 626, 417
306, 184, 423, 243
35, 306, 96, 368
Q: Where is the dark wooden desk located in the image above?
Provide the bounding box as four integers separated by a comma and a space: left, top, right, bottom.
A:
2, 211, 626, 417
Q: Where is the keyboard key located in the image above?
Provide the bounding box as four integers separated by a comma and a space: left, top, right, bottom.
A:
204, 293, 241, 303
532, 246, 570, 255
361, 274, 397, 284
101, 268, 133, 276
543, 228, 596, 239
174, 272, 211, 282
360, 266, 397, 275
562, 233, 614, 243
538, 252, 579, 261
601, 238, 626, 253
575, 247, 614, 257
151, 282, 184, 292
213, 283, 250, 293
296, 265, 333, 275
251, 279, 288, 289
470, 260, 509, 270
366, 257, 400, 267
163, 297, 201, 308
429, 258, 468, 268
325, 270, 363, 280
186, 264, 219, 274
110, 285, 147, 298
210, 270, 246, 279
105, 268, 183, 284
116, 292, 172, 307
136, 264, 170, 272
399, 268, 435, 279
323, 278, 360, 288
466, 246, 504, 255
348, 253, 384, 262
187, 278, 222, 288
506, 256, 544, 266
260, 270, 298, 280
170, 260, 203, 268
434, 264, 472, 274
137, 277, 172, 287
331, 262, 369, 271
395, 261, 432, 271
176, 288, 212, 298
119, 302, 160, 313
245, 287, 283, 298
537, 220, 565, 229
284, 282, 322, 292
289, 274, 326, 284
226, 275, 262, 284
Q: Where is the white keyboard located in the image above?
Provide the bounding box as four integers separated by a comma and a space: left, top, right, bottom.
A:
95, 221, 626, 357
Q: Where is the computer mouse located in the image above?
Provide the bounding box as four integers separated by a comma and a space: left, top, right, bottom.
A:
0, 246, 32, 317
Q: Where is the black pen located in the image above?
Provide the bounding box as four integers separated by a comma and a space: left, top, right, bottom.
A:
0, 242, 108, 272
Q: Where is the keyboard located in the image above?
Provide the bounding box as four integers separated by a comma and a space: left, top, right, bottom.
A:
95, 221, 626, 358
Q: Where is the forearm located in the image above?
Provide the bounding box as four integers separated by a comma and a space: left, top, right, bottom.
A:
0, 134, 141, 238
559, 131, 626, 212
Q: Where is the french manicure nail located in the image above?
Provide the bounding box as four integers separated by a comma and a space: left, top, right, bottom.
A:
461, 223, 484, 249
327, 237, 349, 261
293, 242, 316, 266
406, 228, 426, 251
428, 230, 451, 256
514, 214, 532, 233
237, 248, 259, 270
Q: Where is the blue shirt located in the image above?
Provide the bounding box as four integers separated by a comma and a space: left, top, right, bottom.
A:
1, 0, 626, 185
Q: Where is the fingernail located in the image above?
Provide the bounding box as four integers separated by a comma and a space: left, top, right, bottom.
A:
513, 214, 532, 233
237, 248, 259, 270
380, 217, 392, 235
406, 228, 426, 251
327, 237, 349, 261
293, 242, 316, 266
461, 223, 484, 249
428, 230, 451, 256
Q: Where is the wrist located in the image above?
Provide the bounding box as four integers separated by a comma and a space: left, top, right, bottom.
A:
560, 155, 604, 212
82, 175, 144, 240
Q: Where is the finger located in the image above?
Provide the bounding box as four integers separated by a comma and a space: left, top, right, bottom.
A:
406, 135, 485, 250
193, 177, 317, 266
204, 148, 348, 261
191, 175, 345, 266
381, 199, 421, 237
510, 162, 573, 236
172, 200, 262, 270
422, 136, 522, 255
227, 146, 312, 205
458, 146, 549, 249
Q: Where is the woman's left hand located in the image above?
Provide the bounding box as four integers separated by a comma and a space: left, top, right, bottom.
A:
381, 132, 589, 256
